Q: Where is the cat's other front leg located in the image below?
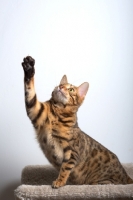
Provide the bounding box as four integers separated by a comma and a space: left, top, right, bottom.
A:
52, 147, 77, 188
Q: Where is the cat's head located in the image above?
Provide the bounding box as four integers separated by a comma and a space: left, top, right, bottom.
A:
52, 75, 89, 107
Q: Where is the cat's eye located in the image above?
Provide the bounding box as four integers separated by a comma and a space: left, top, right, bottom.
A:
68, 88, 74, 92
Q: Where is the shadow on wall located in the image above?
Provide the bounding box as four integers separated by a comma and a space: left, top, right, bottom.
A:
0, 181, 20, 200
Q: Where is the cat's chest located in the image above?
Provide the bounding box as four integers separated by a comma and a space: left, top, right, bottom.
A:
39, 130, 63, 166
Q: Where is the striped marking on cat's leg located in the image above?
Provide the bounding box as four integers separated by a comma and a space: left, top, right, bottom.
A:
25, 80, 47, 129
52, 146, 77, 188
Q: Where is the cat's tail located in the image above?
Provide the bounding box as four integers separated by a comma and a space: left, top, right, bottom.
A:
127, 176, 133, 184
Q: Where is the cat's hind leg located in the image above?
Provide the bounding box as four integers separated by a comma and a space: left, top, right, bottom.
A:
98, 180, 113, 185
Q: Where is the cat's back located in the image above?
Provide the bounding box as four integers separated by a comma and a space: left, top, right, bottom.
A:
69, 129, 132, 185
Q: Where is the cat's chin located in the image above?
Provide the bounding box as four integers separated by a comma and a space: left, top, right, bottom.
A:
54, 97, 68, 106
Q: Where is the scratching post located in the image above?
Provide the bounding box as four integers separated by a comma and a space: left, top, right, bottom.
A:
15, 164, 133, 200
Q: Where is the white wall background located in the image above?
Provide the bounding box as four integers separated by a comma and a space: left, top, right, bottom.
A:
0, 0, 133, 199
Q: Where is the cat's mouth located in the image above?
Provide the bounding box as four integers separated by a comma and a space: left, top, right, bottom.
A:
57, 89, 66, 98
52, 87, 68, 105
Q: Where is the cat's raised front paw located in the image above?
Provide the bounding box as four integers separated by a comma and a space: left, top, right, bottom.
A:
22, 56, 35, 80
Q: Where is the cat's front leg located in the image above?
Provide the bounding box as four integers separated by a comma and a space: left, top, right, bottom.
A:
22, 56, 45, 128
52, 164, 72, 188
52, 148, 77, 188
22, 56, 36, 111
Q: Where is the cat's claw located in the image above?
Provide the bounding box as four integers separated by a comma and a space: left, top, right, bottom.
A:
22, 56, 35, 80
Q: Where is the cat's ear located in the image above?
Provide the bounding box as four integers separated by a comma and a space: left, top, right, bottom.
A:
60, 75, 68, 85
78, 82, 89, 99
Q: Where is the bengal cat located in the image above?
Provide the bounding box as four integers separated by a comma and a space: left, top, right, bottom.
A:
22, 56, 133, 188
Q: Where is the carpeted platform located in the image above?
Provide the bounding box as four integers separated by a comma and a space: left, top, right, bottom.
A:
14, 163, 133, 200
